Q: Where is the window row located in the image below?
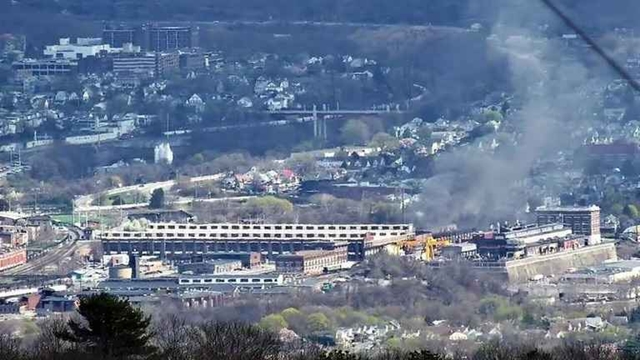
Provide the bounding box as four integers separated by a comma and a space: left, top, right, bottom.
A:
108, 232, 399, 239
149, 224, 408, 231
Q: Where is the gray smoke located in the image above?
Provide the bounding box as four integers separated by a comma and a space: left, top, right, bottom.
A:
412, 2, 607, 230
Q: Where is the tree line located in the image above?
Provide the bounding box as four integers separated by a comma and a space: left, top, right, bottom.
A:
5, 292, 640, 360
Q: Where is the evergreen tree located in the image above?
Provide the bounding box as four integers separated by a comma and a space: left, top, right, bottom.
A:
149, 188, 165, 209
57, 293, 154, 358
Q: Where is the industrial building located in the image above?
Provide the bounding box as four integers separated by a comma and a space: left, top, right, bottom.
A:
472, 223, 587, 260
0, 225, 29, 247
185, 252, 262, 269
0, 248, 26, 271
536, 205, 601, 244
126, 291, 225, 308
178, 259, 242, 275
98, 273, 284, 294
440, 243, 477, 259
99, 222, 413, 261
560, 260, 640, 284
275, 244, 349, 275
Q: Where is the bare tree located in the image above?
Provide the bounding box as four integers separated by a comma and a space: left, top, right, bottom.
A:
0, 333, 22, 360
153, 315, 195, 360
555, 340, 619, 360
191, 321, 281, 360
30, 316, 70, 360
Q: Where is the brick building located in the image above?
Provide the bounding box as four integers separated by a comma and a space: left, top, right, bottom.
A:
275, 245, 348, 275
0, 249, 27, 271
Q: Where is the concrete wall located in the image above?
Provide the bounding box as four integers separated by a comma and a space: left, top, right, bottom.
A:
504, 243, 617, 282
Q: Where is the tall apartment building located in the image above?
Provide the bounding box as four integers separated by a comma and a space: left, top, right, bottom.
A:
102, 25, 140, 48
536, 205, 601, 244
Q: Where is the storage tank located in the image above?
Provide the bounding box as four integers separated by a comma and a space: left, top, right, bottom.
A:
109, 265, 133, 279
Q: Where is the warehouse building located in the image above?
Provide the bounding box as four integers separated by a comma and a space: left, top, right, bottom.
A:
0, 248, 26, 271
275, 244, 349, 275
99, 222, 413, 261
178, 259, 242, 275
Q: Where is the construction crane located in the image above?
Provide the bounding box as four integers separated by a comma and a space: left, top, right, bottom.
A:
400, 234, 451, 261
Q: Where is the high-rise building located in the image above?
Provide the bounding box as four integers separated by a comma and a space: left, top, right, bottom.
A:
103, 24, 197, 51
146, 25, 197, 52
102, 25, 140, 48
535, 205, 601, 244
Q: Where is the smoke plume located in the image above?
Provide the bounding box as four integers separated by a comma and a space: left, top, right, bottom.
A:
412, 1, 607, 230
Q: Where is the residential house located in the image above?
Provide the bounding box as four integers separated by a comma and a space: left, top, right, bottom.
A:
237, 97, 253, 108
186, 93, 205, 112
395, 118, 423, 138
266, 94, 294, 111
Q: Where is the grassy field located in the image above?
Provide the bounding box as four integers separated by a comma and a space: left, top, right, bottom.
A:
90, 191, 149, 207
52, 214, 122, 228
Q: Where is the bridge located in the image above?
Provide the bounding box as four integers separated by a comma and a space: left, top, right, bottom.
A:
266, 104, 405, 139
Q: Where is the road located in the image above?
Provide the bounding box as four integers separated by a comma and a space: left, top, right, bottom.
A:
74, 173, 228, 213
2, 227, 81, 276
155, 19, 468, 33
76, 195, 256, 212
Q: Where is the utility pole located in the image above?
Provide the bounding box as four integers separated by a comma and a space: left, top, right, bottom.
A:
401, 187, 406, 223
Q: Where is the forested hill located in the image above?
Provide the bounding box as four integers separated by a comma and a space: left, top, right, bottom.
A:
2, 0, 640, 30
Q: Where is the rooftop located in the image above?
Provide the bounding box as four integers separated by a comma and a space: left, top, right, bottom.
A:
535, 205, 600, 212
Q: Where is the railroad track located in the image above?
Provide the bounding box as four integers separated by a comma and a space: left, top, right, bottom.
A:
2, 228, 81, 276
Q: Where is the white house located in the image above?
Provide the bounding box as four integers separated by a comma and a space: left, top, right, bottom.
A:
186, 94, 205, 112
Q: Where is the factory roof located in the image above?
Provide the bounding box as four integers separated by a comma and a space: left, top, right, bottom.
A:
567, 260, 640, 276
98, 278, 178, 290
179, 273, 281, 279
276, 249, 341, 260
442, 242, 477, 252
0, 212, 27, 221
188, 259, 242, 265
535, 205, 600, 212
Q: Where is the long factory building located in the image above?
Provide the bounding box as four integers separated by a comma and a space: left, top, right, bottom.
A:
98, 223, 414, 261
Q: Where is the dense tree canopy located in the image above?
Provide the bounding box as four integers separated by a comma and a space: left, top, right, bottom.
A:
57, 293, 153, 358
149, 188, 166, 209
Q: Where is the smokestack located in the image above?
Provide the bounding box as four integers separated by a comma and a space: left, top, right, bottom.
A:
129, 253, 140, 279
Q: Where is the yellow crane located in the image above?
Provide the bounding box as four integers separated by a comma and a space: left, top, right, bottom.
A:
401, 234, 450, 261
